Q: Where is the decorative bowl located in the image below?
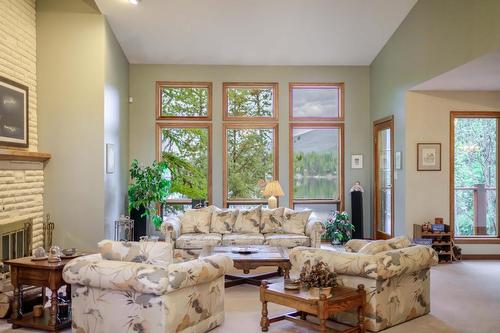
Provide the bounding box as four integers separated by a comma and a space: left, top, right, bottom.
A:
62, 248, 76, 256
284, 278, 301, 290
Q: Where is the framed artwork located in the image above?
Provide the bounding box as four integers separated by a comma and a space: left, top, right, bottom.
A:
417, 143, 441, 171
395, 151, 402, 170
0, 76, 29, 147
351, 154, 363, 169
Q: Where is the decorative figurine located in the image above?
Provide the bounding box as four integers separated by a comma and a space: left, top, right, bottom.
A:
48, 245, 62, 263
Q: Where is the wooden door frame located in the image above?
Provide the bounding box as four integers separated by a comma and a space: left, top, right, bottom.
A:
373, 116, 394, 240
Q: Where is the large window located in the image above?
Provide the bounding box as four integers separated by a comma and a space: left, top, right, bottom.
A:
223, 82, 278, 121
156, 82, 212, 120
451, 112, 500, 243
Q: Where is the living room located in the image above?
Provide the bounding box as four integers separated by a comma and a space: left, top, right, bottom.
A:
0, 0, 499, 332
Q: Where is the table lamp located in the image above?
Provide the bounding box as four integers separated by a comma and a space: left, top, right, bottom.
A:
263, 180, 284, 209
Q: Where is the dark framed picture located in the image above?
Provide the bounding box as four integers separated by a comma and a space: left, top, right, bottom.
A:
0, 76, 29, 147
417, 143, 441, 171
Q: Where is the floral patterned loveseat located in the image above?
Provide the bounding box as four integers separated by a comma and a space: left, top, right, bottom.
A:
289, 237, 438, 332
62, 240, 233, 333
161, 205, 326, 261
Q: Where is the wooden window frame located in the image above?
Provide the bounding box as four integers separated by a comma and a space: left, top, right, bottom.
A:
223, 123, 279, 208
223, 82, 279, 122
288, 123, 344, 211
450, 111, 500, 244
289, 82, 344, 122
156, 81, 213, 121
156, 122, 213, 206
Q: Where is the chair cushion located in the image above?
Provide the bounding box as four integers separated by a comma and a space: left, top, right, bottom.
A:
180, 206, 213, 234
175, 233, 222, 249
233, 205, 262, 233
221, 233, 265, 246
282, 208, 311, 235
98, 240, 173, 268
264, 233, 310, 248
260, 207, 285, 233
210, 207, 238, 234
358, 236, 412, 255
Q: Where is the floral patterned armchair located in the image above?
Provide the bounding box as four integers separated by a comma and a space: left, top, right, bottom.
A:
63, 240, 233, 333
289, 243, 438, 332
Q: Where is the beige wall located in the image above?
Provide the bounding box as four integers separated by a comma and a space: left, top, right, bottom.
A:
129, 65, 372, 236
38, 0, 129, 249
405, 91, 500, 254
370, 0, 500, 236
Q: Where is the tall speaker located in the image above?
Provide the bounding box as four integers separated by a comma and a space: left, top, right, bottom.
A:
350, 182, 364, 239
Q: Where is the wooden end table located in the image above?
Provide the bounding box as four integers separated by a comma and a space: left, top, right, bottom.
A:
5, 256, 79, 332
200, 245, 291, 288
260, 281, 366, 333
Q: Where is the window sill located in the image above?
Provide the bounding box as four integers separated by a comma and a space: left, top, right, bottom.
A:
455, 238, 500, 244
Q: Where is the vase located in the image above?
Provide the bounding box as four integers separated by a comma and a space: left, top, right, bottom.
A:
308, 287, 332, 299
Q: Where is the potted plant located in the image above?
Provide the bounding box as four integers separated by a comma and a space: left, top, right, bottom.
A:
128, 159, 171, 240
300, 262, 337, 299
323, 211, 354, 245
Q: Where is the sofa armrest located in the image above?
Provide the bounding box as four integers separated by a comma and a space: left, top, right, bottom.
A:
62, 254, 169, 295
166, 254, 233, 293
290, 245, 437, 280
344, 239, 371, 252
305, 216, 325, 248
161, 214, 182, 242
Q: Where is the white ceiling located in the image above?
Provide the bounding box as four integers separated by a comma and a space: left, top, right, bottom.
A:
95, 0, 417, 65
411, 48, 500, 91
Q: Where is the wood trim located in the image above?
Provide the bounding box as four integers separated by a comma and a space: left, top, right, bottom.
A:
373, 116, 394, 240
156, 122, 213, 205
156, 81, 212, 121
450, 111, 500, 242
461, 254, 500, 260
289, 123, 344, 211
223, 123, 279, 208
416, 143, 442, 171
0, 149, 50, 162
288, 83, 344, 122
223, 82, 279, 122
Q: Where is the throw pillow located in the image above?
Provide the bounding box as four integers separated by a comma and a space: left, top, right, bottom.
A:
211, 207, 238, 234
282, 208, 311, 235
98, 240, 173, 268
233, 205, 262, 233
180, 206, 213, 234
357, 240, 391, 255
260, 207, 285, 233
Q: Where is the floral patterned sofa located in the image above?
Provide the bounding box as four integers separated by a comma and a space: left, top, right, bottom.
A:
161, 205, 325, 260
289, 237, 438, 332
62, 240, 233, 333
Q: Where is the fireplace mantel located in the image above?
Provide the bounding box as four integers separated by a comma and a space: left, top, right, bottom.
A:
0, 149, 51, 162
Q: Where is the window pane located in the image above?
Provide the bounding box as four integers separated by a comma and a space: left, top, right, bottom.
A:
227, 204, 268, 210
160, 127, 209, 200
162, 203, 191, 216
293, 128, 339, 200
293, 203, 337, 222
226, 87, 274, 117
160, 85, 209, 117
227, 128, 275, 200
292, 86, 340, 118
454, 118, 497, 237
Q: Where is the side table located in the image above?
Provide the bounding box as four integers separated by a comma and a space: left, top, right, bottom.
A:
5, 256, 78, 331
260, 281, 366, 332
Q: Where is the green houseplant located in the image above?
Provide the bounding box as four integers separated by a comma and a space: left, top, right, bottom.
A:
128, 159, 171, 230
323, 211, 354, 245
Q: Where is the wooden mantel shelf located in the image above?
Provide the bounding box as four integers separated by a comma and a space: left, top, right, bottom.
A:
0, 149, 51, 162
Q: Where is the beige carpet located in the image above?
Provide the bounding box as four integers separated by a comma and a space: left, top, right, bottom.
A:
0, 261, 498, 333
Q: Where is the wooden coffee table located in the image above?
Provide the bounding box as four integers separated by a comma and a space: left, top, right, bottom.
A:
200, 245, 291, 288
260, 281, 366, 332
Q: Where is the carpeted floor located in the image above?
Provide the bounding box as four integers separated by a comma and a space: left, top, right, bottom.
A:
0, 260, 498, 333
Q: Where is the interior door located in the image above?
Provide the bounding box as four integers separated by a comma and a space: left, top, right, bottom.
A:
373, 117, 394, 239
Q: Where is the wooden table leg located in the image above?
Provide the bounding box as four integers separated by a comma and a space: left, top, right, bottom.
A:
357, 284, 366, 333
49, 287, 58, 326
318, 294, 327, 332
284, 266, 290, 279
260, 282, 270, 332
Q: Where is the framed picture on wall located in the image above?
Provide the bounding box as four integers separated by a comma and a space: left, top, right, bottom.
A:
0, 76, 28, 147
351, 154, 363, 169
417, 143, 441, 171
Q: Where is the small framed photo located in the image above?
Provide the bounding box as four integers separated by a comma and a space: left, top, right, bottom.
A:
417, 143, 441, 171
351, 154, 363, 169
395, 151, 402, 170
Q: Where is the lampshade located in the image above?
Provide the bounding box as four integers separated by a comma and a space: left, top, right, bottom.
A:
263, 180, 284, 197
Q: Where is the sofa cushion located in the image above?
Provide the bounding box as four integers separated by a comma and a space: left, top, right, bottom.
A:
233, 205, 262, 233
358, 236, 412, 255
260, 207, 285, 233
98, 240, 173, 268
175, 233, 222, 249
264, 233, 310, 248
180, 206, 213, 234
282, 208, 311, 235
211, 207, 238, 234
222, 233, 265, 246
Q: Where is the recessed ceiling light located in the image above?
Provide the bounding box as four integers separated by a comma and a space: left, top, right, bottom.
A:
129, 0, 140, 5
